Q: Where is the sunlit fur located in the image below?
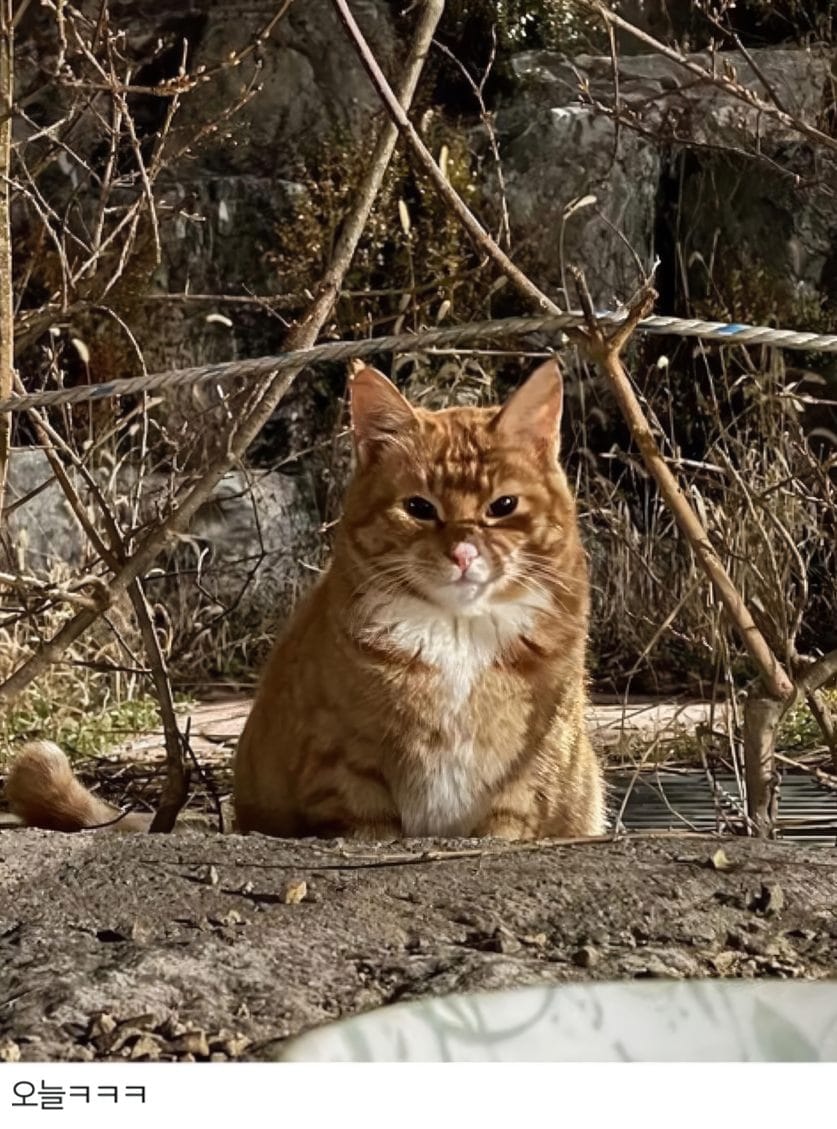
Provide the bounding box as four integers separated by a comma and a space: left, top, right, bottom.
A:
6, 360, 604, 841
234, 360, 604, 840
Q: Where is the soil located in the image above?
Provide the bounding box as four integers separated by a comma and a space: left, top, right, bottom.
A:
1, 830, 836, 1062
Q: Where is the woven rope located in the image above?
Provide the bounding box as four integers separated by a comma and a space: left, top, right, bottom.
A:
2, 310, 835, 414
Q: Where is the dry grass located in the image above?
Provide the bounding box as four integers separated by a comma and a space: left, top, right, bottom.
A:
0, 566, 173, 766
574, 347, 836, 697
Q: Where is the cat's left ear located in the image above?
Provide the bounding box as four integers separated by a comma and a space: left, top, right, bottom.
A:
491, 358, 564, 457
349, 365, 417, 464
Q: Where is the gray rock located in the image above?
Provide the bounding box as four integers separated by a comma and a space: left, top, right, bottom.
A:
491, 95, 659, 307
2, 448, 320, 640
499, 46, 835, 307
161, 465, 320, 617
510, 47, 831, 149
4, 450, 90, 575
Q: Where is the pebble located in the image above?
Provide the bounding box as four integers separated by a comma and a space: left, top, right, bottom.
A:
280, 879, 308, 905
572, 945, 599, 969
0, 1039, 21, 1062
753, 883, 785, 916
171, 1030, 210, 1058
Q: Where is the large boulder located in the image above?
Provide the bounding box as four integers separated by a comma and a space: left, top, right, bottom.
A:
2, 449, 320, 666
495, 46, 835, 312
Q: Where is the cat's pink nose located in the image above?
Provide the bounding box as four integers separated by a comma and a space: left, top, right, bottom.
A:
450, 541, 479, 573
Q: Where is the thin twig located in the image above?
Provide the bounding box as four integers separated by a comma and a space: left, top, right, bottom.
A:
0, 0, 12, 501
333, 0, 557, 314
572, 268, 794, 703
131, 579, 189, 833
583, 2, 837, 156
796, 650, 837, 698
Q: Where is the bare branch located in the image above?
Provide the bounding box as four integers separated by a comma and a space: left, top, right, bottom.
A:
0, 0, 12, 500
568, 268, 795, 704
797, 650, 837, 698
332, 0, 556, 314
131, 579, 189, 834
583, 2, 837, 156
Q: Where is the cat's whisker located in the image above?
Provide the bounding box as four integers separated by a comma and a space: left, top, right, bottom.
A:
510, 577, 571, 623
513, 553, 574, 587
349, 559, 418, 601
513, 567, 573, 596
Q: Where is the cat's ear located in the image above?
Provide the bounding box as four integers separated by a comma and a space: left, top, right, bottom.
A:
491, 358, 564, 456
349, 366, 417, 463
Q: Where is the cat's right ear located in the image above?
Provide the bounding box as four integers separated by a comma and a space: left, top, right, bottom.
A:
349, 366, 417, 464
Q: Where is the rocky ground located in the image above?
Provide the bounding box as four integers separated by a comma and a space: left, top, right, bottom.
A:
1, 830, 836, 1062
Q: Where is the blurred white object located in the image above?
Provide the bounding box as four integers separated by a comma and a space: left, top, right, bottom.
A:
279, 980, 837, 1062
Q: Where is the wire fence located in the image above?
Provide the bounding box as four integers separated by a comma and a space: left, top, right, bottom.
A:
3, 309, 837, 414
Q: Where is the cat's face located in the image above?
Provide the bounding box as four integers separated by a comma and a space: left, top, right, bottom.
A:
342, 361, 580, 616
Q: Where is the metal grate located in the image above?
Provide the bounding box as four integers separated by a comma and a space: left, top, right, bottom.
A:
612, 770, 837, 845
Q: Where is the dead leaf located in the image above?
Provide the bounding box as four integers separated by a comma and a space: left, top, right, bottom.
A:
210, 910, 243, 927
0, 1039, 21, 1063
280, 879, 308, 905
707, 848, 733, 871
171, 1030, 210, 1058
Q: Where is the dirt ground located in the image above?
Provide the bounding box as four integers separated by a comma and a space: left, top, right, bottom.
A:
1, 830, 836, 1062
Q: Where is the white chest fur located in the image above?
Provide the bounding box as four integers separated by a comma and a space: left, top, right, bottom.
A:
364, 592, 537, 706
400, 733, 478, 836
359, 592, 541, 836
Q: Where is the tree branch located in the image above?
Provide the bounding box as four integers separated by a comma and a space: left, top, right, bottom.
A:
796, 650, 837, 698
583, 2, 837, 157
332, 0, 555, 313
0, 1, 13, 501
568, 268, 795, 704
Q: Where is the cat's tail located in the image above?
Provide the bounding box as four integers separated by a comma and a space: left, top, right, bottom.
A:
5, 740, 151, 832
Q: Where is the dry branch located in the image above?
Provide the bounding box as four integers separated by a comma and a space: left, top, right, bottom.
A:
807, 689, 837, 772
796, 650, 837, 699
582, 2, 837, 157
332, 0, 554, 314
0, 1, 12, 501
570, 272, 798, 837
796, 651, 837, 772
131, 579, 188, 834
742, 695, 781, 835
569, 270, 795, 705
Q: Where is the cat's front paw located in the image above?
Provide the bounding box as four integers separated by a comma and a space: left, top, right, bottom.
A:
346, 821, 403, 843
473, 811, 535, 840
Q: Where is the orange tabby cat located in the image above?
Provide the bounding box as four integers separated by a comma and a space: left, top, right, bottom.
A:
234, 359, 603, 839
6, 359, 603, 840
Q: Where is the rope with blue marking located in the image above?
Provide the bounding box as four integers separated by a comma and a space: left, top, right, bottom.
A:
2, 310, 835, 414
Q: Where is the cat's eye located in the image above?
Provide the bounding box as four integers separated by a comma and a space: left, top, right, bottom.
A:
404, 496, 438, 521
486, 495, 518, 518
